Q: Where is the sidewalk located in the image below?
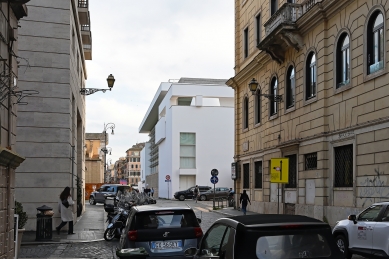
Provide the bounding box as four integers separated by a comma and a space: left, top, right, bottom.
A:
197, 200, 258, 217
21, 203, 107, 245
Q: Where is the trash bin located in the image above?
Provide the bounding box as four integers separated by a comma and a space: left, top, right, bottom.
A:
36, 205, 54, 241
116, 247, 149, 259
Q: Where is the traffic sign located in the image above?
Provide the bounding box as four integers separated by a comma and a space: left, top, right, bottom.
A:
270, 158, 289, 183
165, 175, 170, 180
210, 176, 219, 184
211, 169, 219, 176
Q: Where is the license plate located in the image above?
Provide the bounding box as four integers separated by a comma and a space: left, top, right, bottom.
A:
151, 241, 182, 249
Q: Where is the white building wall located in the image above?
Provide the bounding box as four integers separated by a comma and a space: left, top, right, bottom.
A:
157, 84, 234, 199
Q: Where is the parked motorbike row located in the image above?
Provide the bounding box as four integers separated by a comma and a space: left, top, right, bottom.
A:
104, 191, 156, 241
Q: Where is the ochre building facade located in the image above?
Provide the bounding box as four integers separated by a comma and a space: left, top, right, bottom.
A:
227, 0, 389, 225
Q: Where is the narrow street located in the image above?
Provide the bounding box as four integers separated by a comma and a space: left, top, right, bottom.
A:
19, 199, 370, 259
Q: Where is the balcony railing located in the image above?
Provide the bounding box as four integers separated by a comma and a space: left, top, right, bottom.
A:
83, 44, 91, 50
78, 0, 88, 8
264, 3, 301, 36
81, 24, 90, 31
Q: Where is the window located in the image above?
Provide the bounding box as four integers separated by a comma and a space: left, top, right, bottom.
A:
180, 133, 196, 169
243, 97, 249, 129
201, 225, 229, 255
254, 161, 262, 188
286, 66, 295, 108
305, 153, 317, 170
336, 34, 350, 88
271, 0, 278, 15
243, 163, 250, 189
306, 52, 317, 100
177, 97, 193, 106
136, 165, 138, 169
244, 27, 249, 58
285, 154, 297, 188
358, 205, 382, 221
256, 14, 261, 46
287, 0, 295, 2
270, 77, 278, 116
367, 12, 384, 74
131, 165, 134, 169
334, 144, 353, 187
255, 91, 261, 124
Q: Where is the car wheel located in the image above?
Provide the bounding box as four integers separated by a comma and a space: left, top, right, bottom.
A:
200, 195, 207, 201
335, 235, 351, 259
104, 228, 116, 241
89, 196, 96, 205
179, 194, 185, 201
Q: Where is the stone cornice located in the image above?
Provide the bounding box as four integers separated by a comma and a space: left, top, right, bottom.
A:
0, 147, 25, 169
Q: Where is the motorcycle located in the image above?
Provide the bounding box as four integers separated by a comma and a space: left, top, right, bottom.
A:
104, 207, 129, 241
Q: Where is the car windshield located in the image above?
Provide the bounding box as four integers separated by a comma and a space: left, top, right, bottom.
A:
237, 226, 336, 259
135, 210, 199, 229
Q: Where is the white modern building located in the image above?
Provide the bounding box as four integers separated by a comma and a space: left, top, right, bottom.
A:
139, 78, 234, 199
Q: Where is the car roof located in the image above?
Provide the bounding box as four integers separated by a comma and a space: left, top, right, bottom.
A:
133, 205, 194, 212
215, 214, 326, 228
373, 201, 389, 205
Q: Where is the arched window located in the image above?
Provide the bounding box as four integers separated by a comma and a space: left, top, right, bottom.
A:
306, 52, 316, 100
367, 12, 384, 74
270, 77, 278, 116
243, 97, 249, 129
337, 34, 350, 88
255, 90, 261, 124
286, 66, 295, 108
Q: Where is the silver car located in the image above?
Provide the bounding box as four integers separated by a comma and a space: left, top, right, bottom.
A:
118, 205, 203, 258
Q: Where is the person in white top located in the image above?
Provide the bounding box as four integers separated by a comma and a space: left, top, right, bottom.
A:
55, 186, 75, 235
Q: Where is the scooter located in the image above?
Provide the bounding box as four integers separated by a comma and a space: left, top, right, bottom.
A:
104, 207, 129, 241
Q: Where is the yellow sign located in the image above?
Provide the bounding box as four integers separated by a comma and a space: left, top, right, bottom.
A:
270, 158, 289, 183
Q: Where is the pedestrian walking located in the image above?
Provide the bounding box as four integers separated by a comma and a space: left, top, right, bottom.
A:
239, 190, 251, 215
193, 185, 199, 203
151, 187, 154, 197
56, 186, 75, 235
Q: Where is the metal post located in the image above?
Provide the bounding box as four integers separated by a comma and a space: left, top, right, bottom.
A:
278, 160, 282, 214
167, 181, 169, 200
104, 125, 107, 183
213, 183, 215, 209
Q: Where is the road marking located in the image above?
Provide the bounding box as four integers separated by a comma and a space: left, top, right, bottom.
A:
194, 207, 210, 212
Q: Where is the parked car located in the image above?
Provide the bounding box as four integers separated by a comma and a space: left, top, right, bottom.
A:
89, 184, 130, 205
198, 187, 230, 201
332, 201, 389, 259
174, 186, 211, 201
117, 205, 203, 258
185, 214, 343, 259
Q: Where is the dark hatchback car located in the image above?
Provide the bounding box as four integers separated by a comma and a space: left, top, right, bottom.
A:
118, 205, 203, 258
174, 186, 212, 201
186, 214, 344, 259
89, 184, 130, 205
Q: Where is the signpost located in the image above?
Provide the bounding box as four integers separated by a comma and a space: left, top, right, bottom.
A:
210, 169, 219, 209
270, 158, 289, 214
165, 175, 171, 199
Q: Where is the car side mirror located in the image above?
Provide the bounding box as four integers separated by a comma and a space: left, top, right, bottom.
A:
348, 214, 357, 224
197, 218, 202, 224
184, 247, 197, 257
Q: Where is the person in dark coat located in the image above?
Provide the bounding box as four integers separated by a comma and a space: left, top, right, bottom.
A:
239, 190, 251, 215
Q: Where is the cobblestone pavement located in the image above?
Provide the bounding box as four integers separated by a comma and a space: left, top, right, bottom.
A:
19, 199, 371, 259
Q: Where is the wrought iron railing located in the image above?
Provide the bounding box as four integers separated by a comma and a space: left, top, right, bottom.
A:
78, 0, 88, 8
264, 0, 323, 36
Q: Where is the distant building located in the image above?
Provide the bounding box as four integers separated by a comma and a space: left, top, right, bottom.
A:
126, 143, 145, 185
139, 78, 234, 199
85, 133, 107, 184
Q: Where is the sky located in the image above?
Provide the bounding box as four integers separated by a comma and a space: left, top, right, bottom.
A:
85, 0, 235, 163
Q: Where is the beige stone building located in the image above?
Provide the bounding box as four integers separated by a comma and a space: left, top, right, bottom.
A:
227, 0, 389, 225
126, 143, 145, 185
0, 2, 30, 257
85, 133, 106, 183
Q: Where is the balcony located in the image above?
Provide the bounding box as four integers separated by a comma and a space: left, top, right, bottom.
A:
258, 0, 323, 64
78, 0, 89, 25
81, 23, 91, 45
83, 44, 92, 60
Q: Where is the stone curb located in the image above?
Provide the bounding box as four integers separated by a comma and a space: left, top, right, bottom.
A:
21, 238, 105, 246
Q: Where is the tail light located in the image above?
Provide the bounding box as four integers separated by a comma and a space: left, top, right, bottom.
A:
128, 230, 138, 241
194, 227, 203, 238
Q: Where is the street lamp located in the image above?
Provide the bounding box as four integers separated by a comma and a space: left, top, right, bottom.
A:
80, 74, 115, 95
102, 123, 115, 182
248, 78, 283, 102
